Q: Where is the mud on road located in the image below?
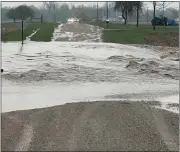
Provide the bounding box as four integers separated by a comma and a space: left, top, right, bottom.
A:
52, 23, 102, 42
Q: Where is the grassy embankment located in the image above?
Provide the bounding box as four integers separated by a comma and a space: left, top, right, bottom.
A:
90, 21, 179, 46
2, 22, 56, 42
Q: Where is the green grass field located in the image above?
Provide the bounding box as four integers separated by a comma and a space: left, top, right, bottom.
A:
90, 21, 179, 45
2, 22, 56, 42
31, 23, 56, 41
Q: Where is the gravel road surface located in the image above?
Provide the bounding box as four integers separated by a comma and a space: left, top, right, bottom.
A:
2, 101, 179, 151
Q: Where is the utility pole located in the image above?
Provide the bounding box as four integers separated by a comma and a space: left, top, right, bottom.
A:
163, 2, 165, 17
21, 20, 24, 45
97, 2, 98, 21
162, 1, 166, 29
146, 7, 149, 24
153, 1, 156, 31
136, 4, 139, 27
41, 15, 43, 23
106, 1, 109, 28
106, 1, 109, 20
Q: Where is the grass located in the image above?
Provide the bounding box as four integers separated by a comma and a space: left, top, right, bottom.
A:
2, 22, 56, 42
2, 23, 42, 41
89, 21, 179, 45
31, 23, 56, 41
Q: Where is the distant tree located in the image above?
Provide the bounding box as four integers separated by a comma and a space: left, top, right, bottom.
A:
2, 7, 10, 21
114, 1, 142, 25
59, 4, 71, 22
6, 8, 18, 23
167, 8, 179, 18
60, 3, 70, 10
43, 2, 58, 22
76, 12, 90, 21
29, 5, 41, 17
15, 5, 34, 20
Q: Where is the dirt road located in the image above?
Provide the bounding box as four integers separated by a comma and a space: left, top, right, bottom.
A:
2, 101, 179, 151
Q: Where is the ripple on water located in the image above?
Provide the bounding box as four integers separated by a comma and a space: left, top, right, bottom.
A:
2, 41, 179, 112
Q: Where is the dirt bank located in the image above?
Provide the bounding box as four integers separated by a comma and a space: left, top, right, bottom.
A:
144, 32, 179, 47
2, 101, 179, 151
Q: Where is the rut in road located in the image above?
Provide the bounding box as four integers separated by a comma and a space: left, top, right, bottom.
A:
15, 123, 34, 151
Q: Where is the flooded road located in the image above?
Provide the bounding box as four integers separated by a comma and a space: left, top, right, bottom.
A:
2, 41, 179, 113
2, 23, 179, 151
52, 23, 102, 42
2, 23, 179, 113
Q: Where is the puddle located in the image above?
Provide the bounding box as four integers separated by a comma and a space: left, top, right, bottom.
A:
153, 95, 179, 113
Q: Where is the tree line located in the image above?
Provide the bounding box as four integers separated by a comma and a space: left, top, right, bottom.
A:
3, 3, 104, 23
2, 2, 179, 24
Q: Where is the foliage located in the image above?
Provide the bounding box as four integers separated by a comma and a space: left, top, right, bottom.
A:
6, 8, 18, 22
6, 5, 34, 21
15, 5, 34, 20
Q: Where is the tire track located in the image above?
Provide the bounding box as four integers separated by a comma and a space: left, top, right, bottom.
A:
15, 123, 34, 151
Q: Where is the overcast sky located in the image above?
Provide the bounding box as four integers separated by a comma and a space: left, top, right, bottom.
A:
2, 1, 179, 10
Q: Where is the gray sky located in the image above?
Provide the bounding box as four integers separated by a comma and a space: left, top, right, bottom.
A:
2, 1, 179, 10
2, 1, 105, 8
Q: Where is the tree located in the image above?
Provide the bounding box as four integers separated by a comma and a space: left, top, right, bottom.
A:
131, 2, 143, 27
114, 2, 130, 25
58, 4, 71, 22
43, 2, 58, 22
6, 8, 18, 23
114, 1, 142, 25
15, 5, 34, 20
76, 12, 90, 21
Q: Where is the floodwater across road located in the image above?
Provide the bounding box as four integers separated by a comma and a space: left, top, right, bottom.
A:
2, 40, 179, 113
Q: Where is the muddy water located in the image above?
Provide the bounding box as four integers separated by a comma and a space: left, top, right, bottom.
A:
2, 24, 179, 112
52, 24, 102, 42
